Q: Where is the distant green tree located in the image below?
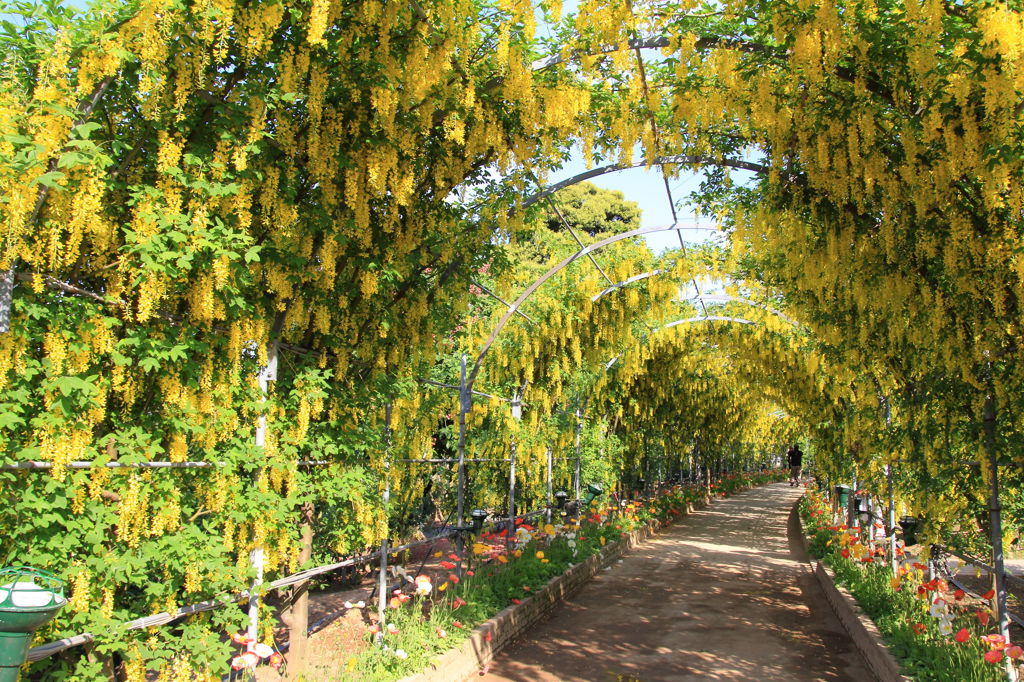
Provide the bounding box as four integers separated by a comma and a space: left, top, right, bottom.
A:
544, 182, 641, 237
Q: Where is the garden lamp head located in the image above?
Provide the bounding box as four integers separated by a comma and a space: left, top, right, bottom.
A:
469, 509, 488, 535
554, 491, 569, 510
0, 567, 66, 682
899, 516, 921, 545
584, 483, 603, 505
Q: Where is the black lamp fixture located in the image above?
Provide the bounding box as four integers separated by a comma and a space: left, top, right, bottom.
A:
899, 516, 921, 546
554, 490, 569, 510
853, 496, 870, 526
469, 509, 488, 535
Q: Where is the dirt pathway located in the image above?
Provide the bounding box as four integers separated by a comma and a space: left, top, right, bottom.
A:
479, 483, 871, 682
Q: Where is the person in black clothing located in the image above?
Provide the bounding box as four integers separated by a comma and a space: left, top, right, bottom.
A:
787, 444, 804, 487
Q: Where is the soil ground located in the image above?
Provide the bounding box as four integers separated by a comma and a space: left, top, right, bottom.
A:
255, 535, 467, 680
477, 483, 872, 682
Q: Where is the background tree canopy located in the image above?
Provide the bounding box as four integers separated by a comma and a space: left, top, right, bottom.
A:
542, 182, 641, 237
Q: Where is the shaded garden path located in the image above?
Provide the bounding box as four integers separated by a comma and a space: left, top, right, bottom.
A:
479, 483, 871, 681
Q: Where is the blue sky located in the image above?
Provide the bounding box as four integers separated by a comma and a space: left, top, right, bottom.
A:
547, 151, 728, 254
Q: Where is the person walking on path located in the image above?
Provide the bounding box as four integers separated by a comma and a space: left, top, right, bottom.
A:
787, 444, 804, 487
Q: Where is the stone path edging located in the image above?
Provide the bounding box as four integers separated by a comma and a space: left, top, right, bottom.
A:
398, 495, 717, 682
795, 503, 912, 682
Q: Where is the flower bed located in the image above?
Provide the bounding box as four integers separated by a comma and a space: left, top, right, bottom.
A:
800, 492, 1015, 681
270, 470, 785, 681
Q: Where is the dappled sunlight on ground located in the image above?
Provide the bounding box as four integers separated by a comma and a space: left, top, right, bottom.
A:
480, 483, 869, 681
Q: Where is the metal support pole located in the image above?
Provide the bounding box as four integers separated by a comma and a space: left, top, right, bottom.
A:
545, 446, 553, 524
643, 433, 651, 493
887, 464, 897, 575
456, 355, 470, 575
878, 392, 899, 575
866, 496, 875, 552
376, 403, 393, 641
508, 390, 521, 546
0, 267, 14, 333
848, 464, 857, 528
983, 394, 1011, 643
249, 341, 278, 642
574, 407, 582, 504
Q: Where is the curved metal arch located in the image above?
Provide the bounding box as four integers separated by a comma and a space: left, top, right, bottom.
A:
604, 315, 756, 371
468, 225, 805, 392
467, 223, 686, 391
522, 156, 768, 210
663, 315, 755, 329
591, 269, 665, 302
591, 270, 802, 329
678, 294, 802, 329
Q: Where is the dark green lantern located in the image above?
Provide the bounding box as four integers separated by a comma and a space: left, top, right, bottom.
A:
0, 567, 65, 682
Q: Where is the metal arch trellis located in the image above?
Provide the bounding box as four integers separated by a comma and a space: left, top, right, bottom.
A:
520, 155, 768, 211
591, 270, 802, 329
8, 228, 804, 670
0, 24, 907, 677
5, 32, 792, 663
602, 315, 759, 373
465, 223, 696, 393
677, 294, 802, 329
449, 213, 808, 556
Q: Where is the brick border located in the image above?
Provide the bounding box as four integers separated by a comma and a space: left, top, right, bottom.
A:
795, 505, 911, 682
398, 496, 714, 682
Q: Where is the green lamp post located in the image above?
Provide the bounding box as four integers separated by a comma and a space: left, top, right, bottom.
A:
833, 485, 851, 509
584, 483, 604, 507
0, 567, 66, 682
